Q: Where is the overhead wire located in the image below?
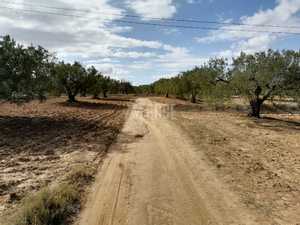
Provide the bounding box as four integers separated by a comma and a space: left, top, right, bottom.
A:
0, 4, 300, 35
1, 0, 300, 29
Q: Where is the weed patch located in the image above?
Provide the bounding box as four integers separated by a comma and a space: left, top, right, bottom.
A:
7, 165, 98, 225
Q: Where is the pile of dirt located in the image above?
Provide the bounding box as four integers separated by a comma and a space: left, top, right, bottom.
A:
0, 97, 131, 216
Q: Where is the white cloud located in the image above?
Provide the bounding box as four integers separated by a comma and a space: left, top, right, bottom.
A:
92, 63, 131, 80
0, 0, 167, 52
89, 44, 208, 84
196, 0, 300, 57
127, 0, 176, 20
0, 0, 213, 83
159, 46, 207, 71
0, 0, 175, 79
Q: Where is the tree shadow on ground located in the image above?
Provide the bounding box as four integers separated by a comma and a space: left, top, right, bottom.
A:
57, 101, 128, 110
95, 97, 135, 102
0, 115, 121, 157
261, 103, 300, 115
253, 116, 300, 132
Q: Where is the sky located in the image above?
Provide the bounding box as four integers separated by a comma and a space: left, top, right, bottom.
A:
0, 0, 300, 85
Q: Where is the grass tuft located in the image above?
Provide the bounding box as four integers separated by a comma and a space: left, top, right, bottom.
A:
66, 165, 96, 187
8, 165, 97, 225
14, 184, 79, 225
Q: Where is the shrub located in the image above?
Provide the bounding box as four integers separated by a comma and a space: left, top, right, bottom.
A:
14, 184, 79, 225
66, 165, 96, 187
11, 165, 97, 225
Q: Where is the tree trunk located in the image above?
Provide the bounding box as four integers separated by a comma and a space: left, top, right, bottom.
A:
165, 93, 169, 98
92, 94, 99, 99
191, 94, 196, 103
68, 94, 76, 103
103, 91, 108, 98
249, 99, 263, 118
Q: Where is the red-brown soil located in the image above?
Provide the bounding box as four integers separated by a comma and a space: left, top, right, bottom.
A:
0, 97, 131, 216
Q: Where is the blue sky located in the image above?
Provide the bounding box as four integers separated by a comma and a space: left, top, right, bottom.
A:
0, 0, 300, 84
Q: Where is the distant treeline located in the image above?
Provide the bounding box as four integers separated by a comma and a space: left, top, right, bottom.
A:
136, 50, 300, 117
2, 35, 300, 118
0, 35, 134, 103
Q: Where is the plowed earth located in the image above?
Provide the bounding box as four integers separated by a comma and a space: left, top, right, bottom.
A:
0, 97, 131, 216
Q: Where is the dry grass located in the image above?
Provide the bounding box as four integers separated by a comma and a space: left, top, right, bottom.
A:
13, 184, 79, 225
9, 165, 97, 225
65, 165, 96, 187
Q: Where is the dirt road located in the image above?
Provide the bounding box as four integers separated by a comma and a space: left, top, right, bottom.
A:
78, 98, 258, 225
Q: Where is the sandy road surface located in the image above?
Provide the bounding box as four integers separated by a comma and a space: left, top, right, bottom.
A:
77, 98, 259, 225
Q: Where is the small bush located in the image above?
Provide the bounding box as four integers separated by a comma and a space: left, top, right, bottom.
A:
14, 184, 79, 225
66, 165, 96, 186
7, 166, 97, 225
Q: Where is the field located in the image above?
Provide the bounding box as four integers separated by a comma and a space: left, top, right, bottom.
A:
152, 97, 300, 224
0, 96, 132, 219
1, 96, 299, 225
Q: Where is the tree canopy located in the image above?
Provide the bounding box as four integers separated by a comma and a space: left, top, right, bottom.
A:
0, 36, 52, 102
138, 50, 300, 118
0, 35, 134, 103
231, 50, 300, 117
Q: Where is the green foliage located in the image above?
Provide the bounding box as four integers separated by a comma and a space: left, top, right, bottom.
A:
2, 34, 298, 114
52, 63, 135, 101
141, 58, 232, 104
231, 50, 300, 117
135, 84, 154, 95
282, 50, 300, 103
88, 73, 105, 98
0, 35, 135, 103
0, 35, 52, 102
80, 66, 98, 97
100, 76, 112, 98
137, 50, 299, 117
119, 80, 134, 95
53, 61, 86, 102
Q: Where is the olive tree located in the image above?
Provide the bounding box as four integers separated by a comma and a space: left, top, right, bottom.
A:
119, 80, 134, 95
231, 50, 298, 118
0, 35, 52, 102
54, 61, 86, 102
87, 69, 105, 99
282, 50, 300, 104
